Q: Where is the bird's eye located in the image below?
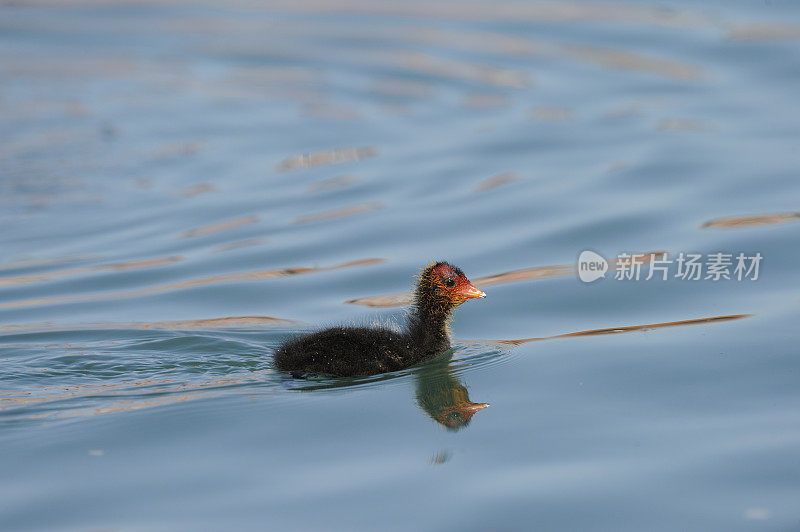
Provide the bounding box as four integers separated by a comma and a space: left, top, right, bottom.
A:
443, 278, 456, 288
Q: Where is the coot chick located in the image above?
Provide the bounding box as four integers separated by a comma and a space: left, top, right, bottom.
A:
273, 262, 486, 376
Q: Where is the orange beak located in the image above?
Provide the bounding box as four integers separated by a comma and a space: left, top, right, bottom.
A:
457, 282, 486, 300
453, 402, 489, 424
461, 402, 490, 414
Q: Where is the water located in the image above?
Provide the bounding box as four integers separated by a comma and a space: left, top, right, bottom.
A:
2, 0, 800, 529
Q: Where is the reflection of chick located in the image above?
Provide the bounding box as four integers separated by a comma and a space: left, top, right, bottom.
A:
414, 357, 488, 431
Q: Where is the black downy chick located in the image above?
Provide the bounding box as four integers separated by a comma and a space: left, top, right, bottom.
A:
273, 262, 486, 377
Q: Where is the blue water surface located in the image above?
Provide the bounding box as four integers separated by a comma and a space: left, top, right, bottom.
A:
2, 0, 800, 530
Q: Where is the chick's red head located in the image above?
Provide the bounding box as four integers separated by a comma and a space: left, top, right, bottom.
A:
428, 262, 486, 305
